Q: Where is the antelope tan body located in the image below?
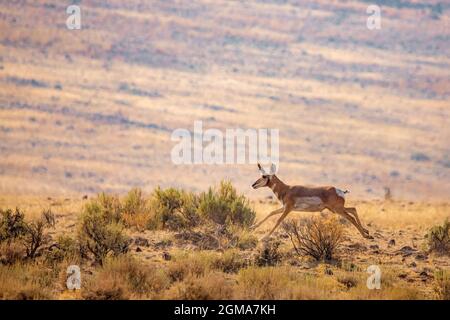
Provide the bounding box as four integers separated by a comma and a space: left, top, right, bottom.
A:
252, 163, 372, 240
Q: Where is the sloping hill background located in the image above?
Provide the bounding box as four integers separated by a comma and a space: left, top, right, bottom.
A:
0, 0, 449, 199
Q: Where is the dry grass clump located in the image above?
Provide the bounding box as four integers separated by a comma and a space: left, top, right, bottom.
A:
213, 249, 249, 273
165, 272, 233, 300
282, 216, 345, 261
426, 219, 450, 255
82, 255, 170, 300
434, 270, 450, 300
167, 251, 216, 282
235, 266, 338, 299
0, 263, 57, 299
167, 249, 248, 284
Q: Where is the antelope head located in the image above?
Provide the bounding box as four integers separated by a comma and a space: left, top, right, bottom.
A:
252, 163, 277, 189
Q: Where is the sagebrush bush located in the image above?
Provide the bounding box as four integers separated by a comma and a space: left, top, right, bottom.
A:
122, 188, 152, 230
198, 181, 255, 227
0, 208, 27, 242
22, 209, 55, 259
78, 196, 130, 264
148, 187, 200, 230
255, 240, 283, 266
0, 208, 55, 261
426, 219, 450, 255
45, 235, 81, 266
282, 216, 345, 261
122, 188, 148, 215
84, 193, 123, 223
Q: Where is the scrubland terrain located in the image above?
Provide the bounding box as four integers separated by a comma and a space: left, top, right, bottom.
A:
0, 185, 449, 300
0, 0, 449, 301
0, 0, 449, 199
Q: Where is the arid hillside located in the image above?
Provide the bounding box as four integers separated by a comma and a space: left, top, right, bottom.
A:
0, 0, 449, 199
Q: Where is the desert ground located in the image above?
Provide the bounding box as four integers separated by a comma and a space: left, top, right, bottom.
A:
0, 190, 448, 300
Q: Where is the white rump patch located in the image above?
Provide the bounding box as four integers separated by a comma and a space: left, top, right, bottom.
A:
336, 189, 347, 199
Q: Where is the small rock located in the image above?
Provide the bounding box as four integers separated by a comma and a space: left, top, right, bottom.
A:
415, 253, 427, 261
162, 251, 171, 261
398, 273, 408, 279
388, 239, 396, 246
409, 262, 417, 268
134, 236, 150, 247
82, 195, 88, 200
348, 243, 367, 251
136, 247, 142, 252
369, 245, 379, 250
397, 246, 417, 256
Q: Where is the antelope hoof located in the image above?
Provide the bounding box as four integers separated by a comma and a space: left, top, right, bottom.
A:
364, 233, 374, 240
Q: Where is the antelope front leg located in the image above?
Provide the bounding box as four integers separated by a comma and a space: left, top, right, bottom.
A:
261, 206, 292, 241
250, 207, 284, 230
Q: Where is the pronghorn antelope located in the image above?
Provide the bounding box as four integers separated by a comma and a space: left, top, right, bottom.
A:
251, 163, 372, 240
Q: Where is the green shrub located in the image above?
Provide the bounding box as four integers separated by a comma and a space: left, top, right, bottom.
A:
426, 219, 450, 255
122, 188, 149, 215
148, 187, 199, 230
0, 208, 27, 243
255, 240, 283, 266
22, 209, 55, 259
0, 208, 55, 261
44, 235, 81, 266
84, 193, 123, 224
78, 196, 130, 265
198, 181, 255, 227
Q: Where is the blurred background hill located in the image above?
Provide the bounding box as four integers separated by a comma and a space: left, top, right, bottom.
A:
0, 0, 448, 199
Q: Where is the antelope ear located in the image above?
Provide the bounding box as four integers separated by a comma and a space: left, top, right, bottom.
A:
257, 163, 266, 175
270, 163, 277, 175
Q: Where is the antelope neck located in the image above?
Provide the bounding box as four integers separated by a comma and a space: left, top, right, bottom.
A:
268, 175, 288, 201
